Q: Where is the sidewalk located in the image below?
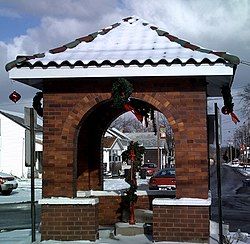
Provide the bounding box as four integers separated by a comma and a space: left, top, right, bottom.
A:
0, 227, 249, 244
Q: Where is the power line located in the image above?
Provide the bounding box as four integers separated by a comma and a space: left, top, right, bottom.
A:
240, 60, 250, 66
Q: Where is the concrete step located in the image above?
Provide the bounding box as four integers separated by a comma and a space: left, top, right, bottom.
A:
115, 222, 152, 236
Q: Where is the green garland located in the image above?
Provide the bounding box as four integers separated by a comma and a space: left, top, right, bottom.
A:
122, 141, 145, 172
221, 85, 234, 114
112, 78, 133, 109
33, 92, 43, 117
122, 141, 145, 206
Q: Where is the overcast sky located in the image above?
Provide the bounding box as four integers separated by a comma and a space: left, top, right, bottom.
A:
0, 0, 249, 144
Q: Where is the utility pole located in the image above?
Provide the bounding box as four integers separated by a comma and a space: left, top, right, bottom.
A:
215, 103, 223, 244
156, 111, 160, 169
24, 107, 36, 242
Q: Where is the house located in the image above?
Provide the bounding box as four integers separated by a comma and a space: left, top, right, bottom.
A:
104, 128, 173, 174
125, 132, 169, 168
0, 110, 43, 178
103, 127, 130, 175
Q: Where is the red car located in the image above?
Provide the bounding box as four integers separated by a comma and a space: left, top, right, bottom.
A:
149, 168, 176, 190
141, 163, 157, 176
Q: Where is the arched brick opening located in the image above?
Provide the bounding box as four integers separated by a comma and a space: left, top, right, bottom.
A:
43, 77, 208, 199
64, 93, 184, 193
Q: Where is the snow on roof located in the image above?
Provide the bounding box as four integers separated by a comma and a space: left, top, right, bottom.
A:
6, 16, 239, 96
125, 132, 166, 148
6, 16, 239, 71
0, 110, 43, 132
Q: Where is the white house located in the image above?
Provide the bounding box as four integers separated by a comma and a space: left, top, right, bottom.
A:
103, 127, 171, 175
0, 110, 43, 178
102, 127, 130, 175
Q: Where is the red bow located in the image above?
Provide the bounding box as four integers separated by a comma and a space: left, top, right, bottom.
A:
230, 112, 240, 124
123, 103, 143, 122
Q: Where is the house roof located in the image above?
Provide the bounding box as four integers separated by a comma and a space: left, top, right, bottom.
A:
0, 110, 43, 132
103, 137, 116, 149
108, 127, 131, 141
125, 132, 166, 149
6, 16, 239, 96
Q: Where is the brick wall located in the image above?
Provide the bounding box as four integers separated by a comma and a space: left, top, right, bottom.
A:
42, 77, 208, 199
153, 205, 209, 242
94, 193, 171, 225
41, 204, 99, 241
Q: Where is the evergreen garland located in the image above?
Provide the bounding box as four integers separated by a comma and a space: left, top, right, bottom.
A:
122, 141, 145, 206
33, 92, 43, 117
112, 78, 133, 109
221, 85, 234, 114
122, 141, 145, 172
111, 78, 157, 133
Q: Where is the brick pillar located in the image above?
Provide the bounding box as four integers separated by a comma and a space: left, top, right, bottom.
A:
153, 198, 210, 242
39, 198, 99, 241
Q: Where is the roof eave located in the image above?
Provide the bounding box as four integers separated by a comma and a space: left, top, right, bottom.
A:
9, 63, 234, 80
9, 63, 235, 97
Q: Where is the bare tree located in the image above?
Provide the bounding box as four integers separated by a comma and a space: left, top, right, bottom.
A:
240, 83, 250, 118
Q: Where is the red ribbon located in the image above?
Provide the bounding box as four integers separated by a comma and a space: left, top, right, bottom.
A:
123, 103, 143, 122
230, 112, 240, 124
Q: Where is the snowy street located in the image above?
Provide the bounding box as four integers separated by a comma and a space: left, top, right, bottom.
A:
0, 167, 249, 243
0, 178, 150, 204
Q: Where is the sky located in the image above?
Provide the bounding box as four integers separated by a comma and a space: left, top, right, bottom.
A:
0, 0, 249, 144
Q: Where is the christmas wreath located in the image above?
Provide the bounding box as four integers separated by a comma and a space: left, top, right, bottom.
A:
122, 141, 145, 172
112, 78, 157, 134
33, 92, 43, 117
112, 78, 133, 109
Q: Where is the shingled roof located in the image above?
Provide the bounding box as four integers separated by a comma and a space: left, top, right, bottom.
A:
6, 16, 239, 96
6, 16, 240, 71
103, 137, 116, 149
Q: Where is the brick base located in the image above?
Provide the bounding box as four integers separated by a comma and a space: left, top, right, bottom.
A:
40, 198, 99, 241
153, 198, 210, 242
77, 190, 174, 225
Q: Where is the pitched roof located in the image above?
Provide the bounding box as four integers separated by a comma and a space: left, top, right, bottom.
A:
102, 137, 116, 148
125, 132, 166, 148
0, 110, 43, 132
108, 127, 131, 141
6, 16, 239, 71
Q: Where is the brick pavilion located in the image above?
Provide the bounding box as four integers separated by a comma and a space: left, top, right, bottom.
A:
6, 16, 239, 242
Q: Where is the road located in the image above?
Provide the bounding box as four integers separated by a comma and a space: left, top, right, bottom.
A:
0, 202, 41, 231
210, 165, 250, 233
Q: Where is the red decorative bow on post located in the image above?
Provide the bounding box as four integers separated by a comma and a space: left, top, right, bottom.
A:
221, 86, 240, 124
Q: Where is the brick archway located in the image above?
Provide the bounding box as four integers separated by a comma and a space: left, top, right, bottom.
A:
43, 78, 208, 200
59, 92, 185, 193
61, 93, 184, 144
41, 77, 209, 242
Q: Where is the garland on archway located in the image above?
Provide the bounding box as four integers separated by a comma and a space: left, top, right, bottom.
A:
111, 78, 157, 134
33, 92, 43, 117
121, 141, 145, 224
112, 78, 133, 109
221, 86, 239, 124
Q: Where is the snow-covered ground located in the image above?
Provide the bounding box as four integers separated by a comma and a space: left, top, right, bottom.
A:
0, 175, 249, 243
0, 226, 249, 244
0, 178, 42, 204
0, 178, 149, 204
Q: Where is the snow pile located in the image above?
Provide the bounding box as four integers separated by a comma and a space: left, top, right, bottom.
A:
0, 178, 148, 204
104, 178, 148, 190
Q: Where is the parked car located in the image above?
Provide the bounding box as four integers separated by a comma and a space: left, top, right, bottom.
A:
149, 168, 176, 190
141, 162, 158, 176
0, 172, 18, 195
